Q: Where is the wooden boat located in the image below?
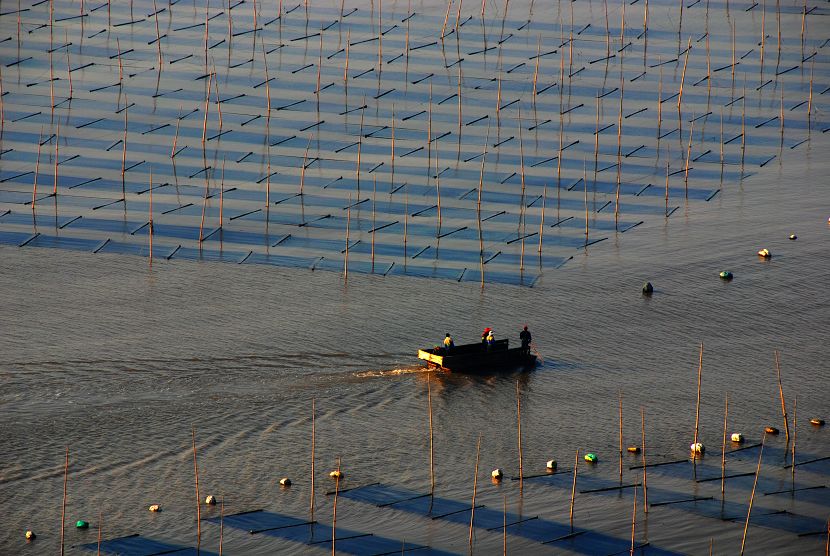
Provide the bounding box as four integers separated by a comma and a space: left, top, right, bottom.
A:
418, 339, 536, 373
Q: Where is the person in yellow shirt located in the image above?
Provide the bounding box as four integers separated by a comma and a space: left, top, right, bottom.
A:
443, 333, 454, 352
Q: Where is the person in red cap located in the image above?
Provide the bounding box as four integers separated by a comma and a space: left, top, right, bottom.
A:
481, 327, 491, 348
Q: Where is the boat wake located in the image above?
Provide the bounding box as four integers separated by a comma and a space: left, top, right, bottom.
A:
353, 365, 429, 378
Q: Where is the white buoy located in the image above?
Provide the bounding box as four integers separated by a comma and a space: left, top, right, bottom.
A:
491, 468, 503, 480
546, 459, 557, 471
730, 433, 744, 443
279, 477, 292, 486
24, 530, 35, 540
148, 504, 161, 512
690, 442, 705, 454
329, 470, 343, 479
205, 495, 216, 505
757, 248, 771, 258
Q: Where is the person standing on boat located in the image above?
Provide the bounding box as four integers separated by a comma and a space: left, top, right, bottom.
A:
519, 326, 532, 356
486, 329, 495, 351
481, 327, 491, 347
443, 333, 454, 352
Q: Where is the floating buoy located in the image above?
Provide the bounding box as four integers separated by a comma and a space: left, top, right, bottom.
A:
546, 459, 557, 471
690, 442, 705, 455
148, 504, 161, 512
491, 468, 504, 480
627, 446, 641, 454
642, 282, 654, 295
584, 453, 597, 463
789, 234, 797, 240
24, 530, 35, 541
764, 426, 779, 435
730, 433, 744, 443
719, 271, 733, 280
205, 495, 216, 506
75, 520, 89, 529
757, 248, 771, 258
279, 477, 292, 487
810, 418, 825, 427
329, 470, 343, 479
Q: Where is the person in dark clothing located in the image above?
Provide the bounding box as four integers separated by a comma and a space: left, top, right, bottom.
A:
481, 327, 491, 349
519, 326, 532, 356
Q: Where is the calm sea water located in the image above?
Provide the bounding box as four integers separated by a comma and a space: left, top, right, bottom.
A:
2, 0, 829, 554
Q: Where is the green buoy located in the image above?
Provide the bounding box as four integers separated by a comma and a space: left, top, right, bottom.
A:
75, 520, 89, 529
719, 271, 733, 280
584, 453, 597, 463
642, 282, 654, 295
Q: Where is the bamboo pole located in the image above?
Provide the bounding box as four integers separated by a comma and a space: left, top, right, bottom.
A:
391, 104, 396, 191
740, 434, 766, 555
153, 0, 162, 65
66, 43, 73, 100
641, 407, 648, 512
311, 398, 316, 520
503, 494, 507, 555
192, 427, 201, 549
629, 483, 637, 555
760, 0, 766, 82
518, 107, 526, 271
202, 72, 212, 145
344, 30, 350, 91
477, 122, 491, 288
219, 158, 225, 228
428, 374, 435, 492
60, 447, 68, 556
97, 510, 102, 556
619, 391, 624, 483
517, 380, 524, 492
774, 350, 791, 442
441, 0, 452, 39
219, 496, 224, 556
356, 106, 364, 196
332, 457, 341, 556
569, 449, 579, 531
583, 162, 588, 242
791, 396, 797, 487
678, 38, 691, 131
614, 80, 623, 228
721, 393, 728, 497
741, 90, 746, 169
121, 98, 128, 199
657, 66, 663, 141
53, 120, 60, 196
470, 433, 482, 547
731, 21, 736, 91
172, 105, 181, 158
371, 177, 376, 270
808, 58, 814, 131
532, 35, 541, 106
435, 135, 442, 236
684, 120, 694, 198
693, 343, 704, 464
593, 94, 600, 182
344, 194, 351, 279
32, 128, 43, 208
149, 169, 153, 265
539, 181, 548, 252
665, 161, 669, 217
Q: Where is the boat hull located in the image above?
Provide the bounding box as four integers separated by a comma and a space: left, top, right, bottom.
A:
418, 340, 537, 373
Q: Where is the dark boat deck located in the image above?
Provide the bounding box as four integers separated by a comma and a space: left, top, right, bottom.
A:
418, 340, 536, 373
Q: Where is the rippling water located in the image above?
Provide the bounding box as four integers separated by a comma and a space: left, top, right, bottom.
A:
2, 0, 830, 554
